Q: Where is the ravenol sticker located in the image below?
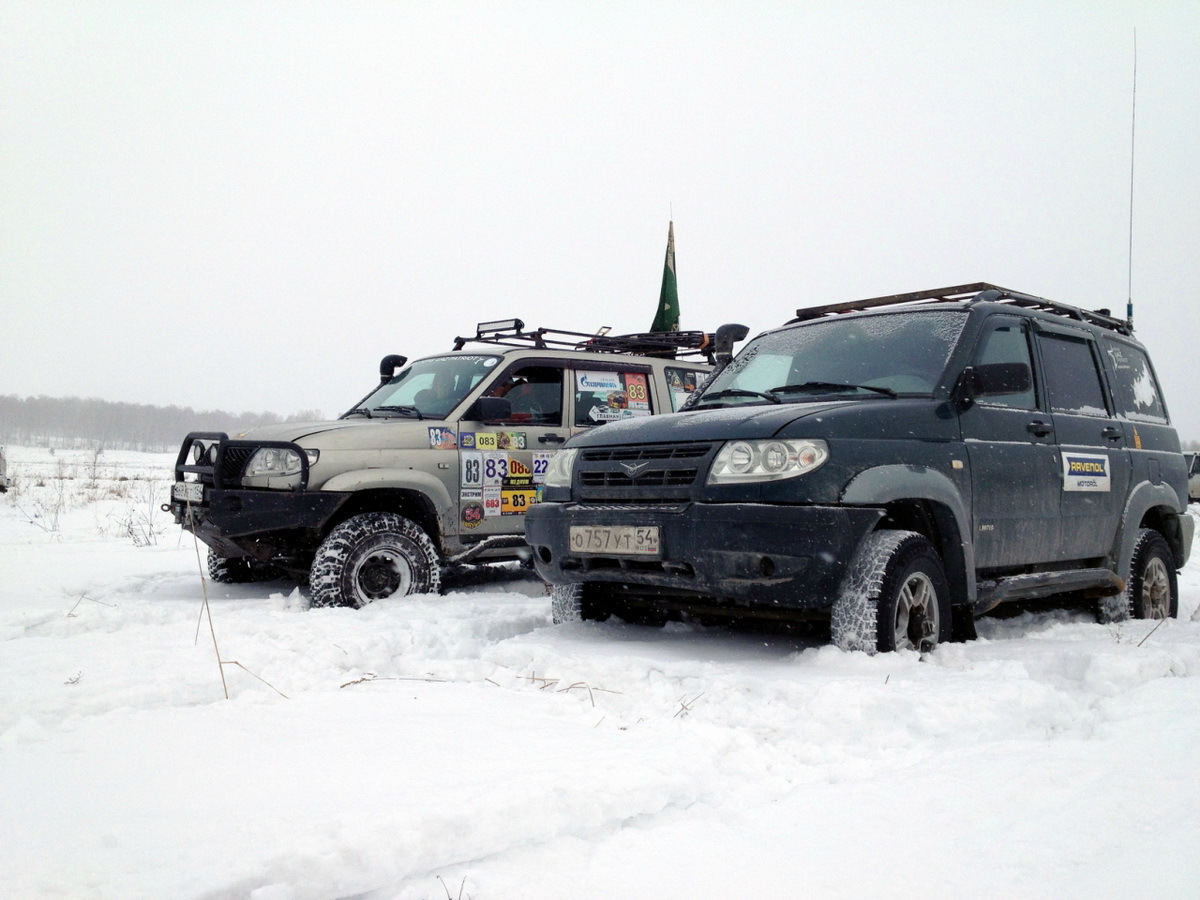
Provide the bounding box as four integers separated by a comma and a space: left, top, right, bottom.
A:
1062, 453, 1111, 492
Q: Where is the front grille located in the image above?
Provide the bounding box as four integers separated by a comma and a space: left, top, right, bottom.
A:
575, 442, 715, 503
219, 447, 254, 487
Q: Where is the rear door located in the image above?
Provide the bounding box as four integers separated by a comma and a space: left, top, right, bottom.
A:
1035, 324, 1130, 562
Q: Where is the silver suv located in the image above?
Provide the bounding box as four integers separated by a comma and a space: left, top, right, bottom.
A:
169, 320, 740, 606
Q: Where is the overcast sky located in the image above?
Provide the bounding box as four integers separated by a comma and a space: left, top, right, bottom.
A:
3, 1, 1198, 437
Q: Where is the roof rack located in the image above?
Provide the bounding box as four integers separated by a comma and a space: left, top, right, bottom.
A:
452, 318, 718, 363
789, 282, 1132, 335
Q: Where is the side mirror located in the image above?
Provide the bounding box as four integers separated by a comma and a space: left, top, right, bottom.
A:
379, 354, 408, 383
466, 396, 512, 422
714, 323, 749, 365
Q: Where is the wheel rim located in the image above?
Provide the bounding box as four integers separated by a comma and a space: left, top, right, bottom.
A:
1142, 557, 1171, 619
352, 544, 414, 602
894, 571, 939, 651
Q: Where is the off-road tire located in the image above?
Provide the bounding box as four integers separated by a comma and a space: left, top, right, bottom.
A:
207, 548, 279, 584
1127, 528, 1178, 620
309, 512, 441, 609
550, 582, 613, 624
831, 530, 951, 654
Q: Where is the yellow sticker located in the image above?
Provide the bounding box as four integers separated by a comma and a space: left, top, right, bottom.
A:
475, 432, 498, 450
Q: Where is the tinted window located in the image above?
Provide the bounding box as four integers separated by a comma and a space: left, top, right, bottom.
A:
971, 319, 1036, 410
1039, 332, 1108, 417
1102, 339, 1169, 424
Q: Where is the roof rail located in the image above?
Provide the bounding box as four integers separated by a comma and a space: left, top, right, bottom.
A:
453, 319, 719, 363
789, 282, 1131, 335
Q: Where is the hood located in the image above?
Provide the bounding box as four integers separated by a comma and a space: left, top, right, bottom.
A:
569, 401, 854, 447
237, 417, 445, 450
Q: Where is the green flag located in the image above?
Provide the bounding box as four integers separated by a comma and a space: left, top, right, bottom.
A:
650, 220, 679, 332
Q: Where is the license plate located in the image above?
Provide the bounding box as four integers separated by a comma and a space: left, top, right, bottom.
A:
172, 481, 204, 504
569, 525, 660, 556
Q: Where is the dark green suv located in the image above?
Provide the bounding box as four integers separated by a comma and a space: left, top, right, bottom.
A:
526, 283, 1193, 652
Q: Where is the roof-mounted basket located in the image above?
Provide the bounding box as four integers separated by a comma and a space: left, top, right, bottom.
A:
789, 282, 1132, 335
453, 318, 719, 363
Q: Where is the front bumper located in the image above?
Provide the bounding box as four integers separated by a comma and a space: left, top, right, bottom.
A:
525, 501, 883, 610
172, 488, 350, 560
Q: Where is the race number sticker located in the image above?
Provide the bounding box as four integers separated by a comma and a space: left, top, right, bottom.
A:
532, 451, 553, 484
461, 451, 482, 487
483, 451, 509, 485
482, 484, 502, 517
1062, 453, 1111, 492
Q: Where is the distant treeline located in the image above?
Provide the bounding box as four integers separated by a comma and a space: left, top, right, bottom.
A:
0, 394, 326, 452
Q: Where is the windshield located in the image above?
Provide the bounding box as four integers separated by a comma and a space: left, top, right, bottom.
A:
347, 354, 501, 419
697, 310, 968, 406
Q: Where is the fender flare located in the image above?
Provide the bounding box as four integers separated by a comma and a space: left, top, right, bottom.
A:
1113, 480, 1191, 579
320, 468, 456, 536
841, 464, 977, 603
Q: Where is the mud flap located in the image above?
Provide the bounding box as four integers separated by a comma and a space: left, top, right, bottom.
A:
951, 604, 977, 642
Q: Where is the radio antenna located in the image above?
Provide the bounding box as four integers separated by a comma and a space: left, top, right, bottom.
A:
1126, 29, 1137, 330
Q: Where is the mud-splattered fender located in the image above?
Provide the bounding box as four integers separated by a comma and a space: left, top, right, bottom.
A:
320, 468, 457, 536
1114, 480, 1193, 579
840, 464, 976, 603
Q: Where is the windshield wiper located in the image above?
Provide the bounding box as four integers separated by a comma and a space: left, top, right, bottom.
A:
374, 405, 425, 419
769, 381, 898, 399
343, 407, 374, 419
696, 388, 781, 405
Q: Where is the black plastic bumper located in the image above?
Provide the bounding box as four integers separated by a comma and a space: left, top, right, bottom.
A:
172, 488, 351, 560
525, 501, 883, 610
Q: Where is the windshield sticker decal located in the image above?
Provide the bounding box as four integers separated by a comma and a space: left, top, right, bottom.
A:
428, 427, 456, 450
1062, 452, 1111, 492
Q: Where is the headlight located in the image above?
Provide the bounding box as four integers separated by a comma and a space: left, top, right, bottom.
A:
708, 439, 828, 484
542, 448, 578, 489
244, 447, 318, 478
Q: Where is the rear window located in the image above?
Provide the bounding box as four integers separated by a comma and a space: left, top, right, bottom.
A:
1102, 338, 1169, 424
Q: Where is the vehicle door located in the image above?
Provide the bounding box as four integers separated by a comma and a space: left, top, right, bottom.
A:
569, 363, 659, 431
1035, 324, 1130, 562
1098, 336, 1181, 505
454, 361, 570, 537
958, 315, 1062, 570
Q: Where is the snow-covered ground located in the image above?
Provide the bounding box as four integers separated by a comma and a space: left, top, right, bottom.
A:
2, 445, 1199, 899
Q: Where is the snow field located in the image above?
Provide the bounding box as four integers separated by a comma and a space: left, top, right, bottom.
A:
1, 446, 1198, 898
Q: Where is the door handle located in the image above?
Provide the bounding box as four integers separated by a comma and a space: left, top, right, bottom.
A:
538, 433, 567, 444
1026, 420, 1053, 437
1101, 426, 1123, 442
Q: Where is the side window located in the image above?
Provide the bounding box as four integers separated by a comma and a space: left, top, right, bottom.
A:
1038, 332, 1109, 417
488, 365, 564, 426
665, 367, 706, 411
574, 369, 653, 426
1102, 339, 1169, 424
971, 319, 1037, 409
